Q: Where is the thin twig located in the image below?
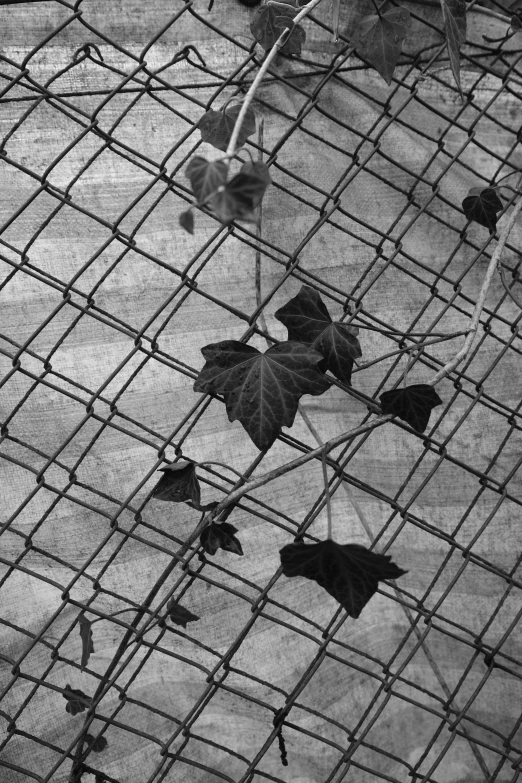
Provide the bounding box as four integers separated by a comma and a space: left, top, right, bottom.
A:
224, 0, 325, 159
353, 331, 466, 373
428, 197, 522, 386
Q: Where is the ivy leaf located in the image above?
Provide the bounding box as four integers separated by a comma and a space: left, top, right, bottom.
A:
199, 103, 256, 152
201, 522, 244, 556
251, 3, 306, 55
153, 461, 201, 507
440, 0, 466, 93
85, 734, 108, 754
462, 186, 503, 231
211, 161, 271, 224
379, 383, 442, 433
194, 340, 330, 449
275, 285, 361, 385
353, 8, 412, 85
280, 539, 407, 618
78, 615, 94, 671
179, 209, 194, 234
63, 685, 91, 716
166, 598, 200, 628
185, 156, 228, 205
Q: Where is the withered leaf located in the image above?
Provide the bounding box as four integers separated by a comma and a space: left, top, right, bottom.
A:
379, 383, 442, 433
250, 2, 306, 55
199, 103, 256, 152
280, 539, 407, 618
153, 461, 201, 507
85, 734, 108, 753
440, 0, 466, 93
78, 615, 94, 671
201, 522, 243, 556
63, 685, 91, 716
185, 156, 228, 205
166, 598, 200, 628
353, 7, 411, 85
275, 285, 361, 385
194, 340, 330, 450
462, 186, 503, 231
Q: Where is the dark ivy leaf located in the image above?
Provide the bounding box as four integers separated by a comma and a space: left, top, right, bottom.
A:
85, 734, 108, 754
512, 14, 522, 31
194, 340, 330, 449
462, 186, 503, 231
212, 161, 271, 224
166, 598, 200, 628
353, 8, 412, 85
440, 0, 466, 93
280, 539, 407, 618
201, 522, 244, 556
185, 156, 228, 205
153, 461, 201, 507
250, 2, 306, 56
78, 615, 94, 671
179, 209, 194, 234
199, 103, 256, 152
63, 685, 91, 716
275, 285, 361, 385
379, 383, 442, 433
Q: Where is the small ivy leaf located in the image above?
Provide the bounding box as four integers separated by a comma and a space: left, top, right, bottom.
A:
379, 383, 442, 433
280, 539, 407, 618
153, 461, 201, 507
199, 103, 256, 152
250, 3, 306, 55
85, 734, 108, 754
194, 340, 330, 450
166, 598, 200, 628
213, 162, 271, 223
63, 685, 91, 716
462, 186, 503, 231
179, 209, 194, 234
78, 615, 94, 671
185, 156, 228, 205
440, 0, 466, 93
353, 8, 412, 85
512, 14, 522, 31
275, 285, 361, 385
201, 522, 244, 556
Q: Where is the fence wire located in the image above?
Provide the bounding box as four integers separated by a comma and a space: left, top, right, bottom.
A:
1, 0, 522, 782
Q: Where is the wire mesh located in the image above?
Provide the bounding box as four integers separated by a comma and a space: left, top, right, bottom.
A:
1, 0, 522, 782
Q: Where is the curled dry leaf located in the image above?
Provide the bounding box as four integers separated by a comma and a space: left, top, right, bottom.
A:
153, 461, 201, 507
85, 734, 108, 753
379, 383, 442, 433
280, 539, 407, 618
78, 615, 94, 671
166, 598, 200, 628
194, 340, 330, 450
201, 521, 244, 556
250, 2, 306, 55
199, 103, 256, 152
353, 7, 412, 85
462, 186, 503, 231
63, 685, 91, 716
275, 285, 361, 385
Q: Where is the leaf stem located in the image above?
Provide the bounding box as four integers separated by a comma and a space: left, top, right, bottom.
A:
428, 195, 522, 386
352, 331, 466, 373
322, 451, 333, 539
224, 0, 325, 159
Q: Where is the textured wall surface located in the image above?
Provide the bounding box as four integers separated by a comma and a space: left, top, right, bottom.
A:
1, 2, 522, 783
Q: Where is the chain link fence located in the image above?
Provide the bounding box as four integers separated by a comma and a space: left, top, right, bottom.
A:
1, 0, 522, 782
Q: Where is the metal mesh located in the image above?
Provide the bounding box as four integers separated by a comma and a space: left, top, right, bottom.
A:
1, 0, 522, 782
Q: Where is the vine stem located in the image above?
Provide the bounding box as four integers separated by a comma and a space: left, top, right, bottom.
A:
224, 0, 325, 159
322, 451, 333, 538
428, 196, 522, 386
